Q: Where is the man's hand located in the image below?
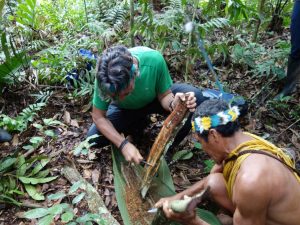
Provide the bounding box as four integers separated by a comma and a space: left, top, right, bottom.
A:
161, 200, 204, 225
173, 92, 197, 112
121, 142, 143, 164
154, 194, 182, 209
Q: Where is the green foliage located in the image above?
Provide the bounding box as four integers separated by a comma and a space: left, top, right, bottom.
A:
23, 118, 63, 150
24, 180, 107, 224
198, 18, 229, 33
268, 96, 300, 121
0, 52, 27, 86
22, 136, 44, 151
204, 159, 215, 173
37, 0, 87, 33
73, 134, 99, 156
30, 90, 53, 103
15, 0, 38, 29
0, 0, 5, 19
134, 0, 184, 49
0, 155, 56, 205
231, 40, 289, 79
70, 68, 96, 98
0, 103, 46, 133
172, 149, 193, 161
225, 0, 248, 21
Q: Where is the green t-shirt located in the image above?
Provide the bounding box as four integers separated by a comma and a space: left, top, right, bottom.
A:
93, 46, 173, 110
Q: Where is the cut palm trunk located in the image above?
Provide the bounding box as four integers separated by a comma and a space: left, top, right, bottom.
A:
112, 99, 221, 225
140, 99, 189, 198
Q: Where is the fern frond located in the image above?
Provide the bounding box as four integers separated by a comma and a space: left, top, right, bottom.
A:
97, 0, 116, 19
30, 90, 53, 103
103, 5, 128, 28
29, 40, 49, 51
169, 0, 182, 9
16, 0, 38, 29
18, 103, 46, 122
86, 21, 109, 35
199, 18, 229, 32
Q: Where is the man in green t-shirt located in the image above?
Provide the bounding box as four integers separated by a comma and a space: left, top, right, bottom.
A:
87, 45, 208, 164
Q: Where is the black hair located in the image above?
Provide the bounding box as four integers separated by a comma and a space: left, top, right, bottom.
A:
192, 99, 241, 142
96, 45, 133, 96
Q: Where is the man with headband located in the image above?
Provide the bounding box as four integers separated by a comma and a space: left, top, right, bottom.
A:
155, 99, 300, 225
87, 45, 206, 164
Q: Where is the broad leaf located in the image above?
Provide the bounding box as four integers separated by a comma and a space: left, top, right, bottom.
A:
38, 214, 54, 225
0, 157, 16, 173
0, 194, 21, 206
16, 155, 27, 177
68, 180, 83, 194
29, 158, 50, 176
0, 52, 27, 84
19, 176, 58, 184
48, 203, 69, 215
24, 184, 45, 201
72, 192, 85, 204
61, 211, 74, 223
36, 169, 50, 178
172, 150, 193, 161
48, 191, 66, 200
44, 129, 56, 137
24, 208, 49, 219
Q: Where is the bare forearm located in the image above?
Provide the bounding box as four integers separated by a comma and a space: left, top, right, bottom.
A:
93, 117, 125, 147
176, 177, 209, 199
159, 91, 174, 112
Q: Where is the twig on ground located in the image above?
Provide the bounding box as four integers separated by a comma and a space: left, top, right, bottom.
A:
276, 118, 300, 137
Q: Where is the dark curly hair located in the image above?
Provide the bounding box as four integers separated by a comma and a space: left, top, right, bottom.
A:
96, 45, 133, 96
192, 99, 241, 142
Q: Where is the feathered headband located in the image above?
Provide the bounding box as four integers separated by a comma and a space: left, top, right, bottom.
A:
192, 106, 240, 133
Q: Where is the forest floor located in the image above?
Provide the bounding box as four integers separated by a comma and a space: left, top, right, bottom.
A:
0, 33, 300, 225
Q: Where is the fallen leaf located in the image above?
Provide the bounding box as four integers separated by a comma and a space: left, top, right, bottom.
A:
63, 111, 71, 124
81, 102, 92, 113
73, 208, 78, 215
88, 151, 96, 160
150, 115, 157, 123
70, 119, 79, 128
12, 134, 19, 146
104, 188, 110, 196
105, 195, 111, 206
291, 133, 300, 149
111, 194, 117, 207
91, 169, 100, 186
83, 169, 92, 179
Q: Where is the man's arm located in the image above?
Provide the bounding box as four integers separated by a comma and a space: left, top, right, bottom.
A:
232, 169, 269, 225
155, 176, 211, 208
91, 106, 143, 164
